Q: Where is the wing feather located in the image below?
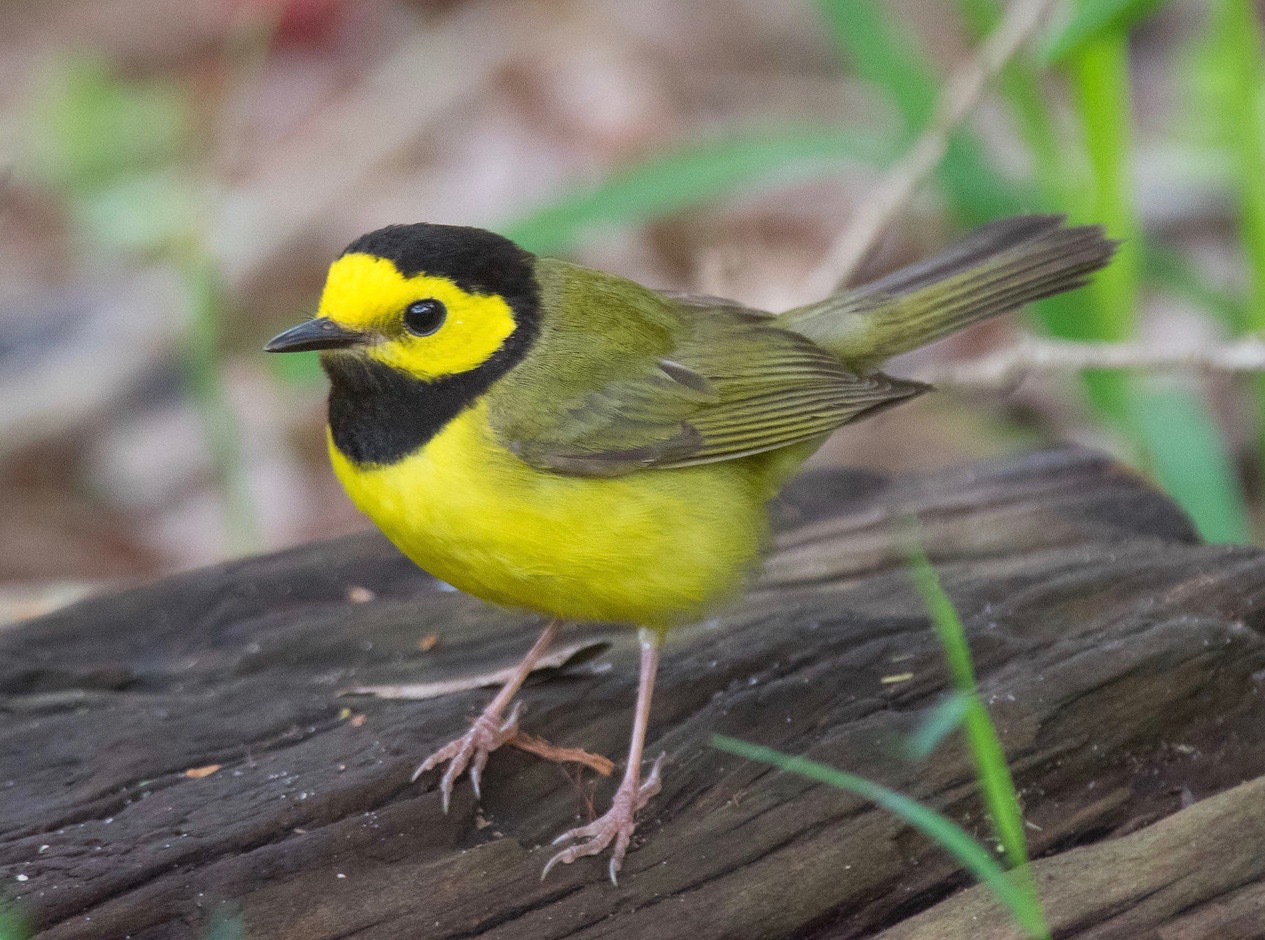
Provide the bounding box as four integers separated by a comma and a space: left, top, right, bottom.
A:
490, 268, 927, 477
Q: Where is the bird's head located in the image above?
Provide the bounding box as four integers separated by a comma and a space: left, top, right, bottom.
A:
265, 223, 539, 382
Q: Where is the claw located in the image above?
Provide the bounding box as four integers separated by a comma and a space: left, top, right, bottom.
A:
409, 621, 562, 811
541, 752, 667, 883
412, 701, 524, 811
502, 701, 523, 737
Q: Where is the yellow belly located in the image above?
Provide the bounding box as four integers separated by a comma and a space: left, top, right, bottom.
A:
328, 402, 780, 629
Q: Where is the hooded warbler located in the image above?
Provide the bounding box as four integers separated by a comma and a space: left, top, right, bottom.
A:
265, 214, 1113, 881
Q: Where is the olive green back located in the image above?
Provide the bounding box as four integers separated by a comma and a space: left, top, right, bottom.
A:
487, 259, 924, 477
487, 215, 1114, 479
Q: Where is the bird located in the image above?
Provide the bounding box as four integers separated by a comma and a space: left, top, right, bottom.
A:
265, 214, 1114, 882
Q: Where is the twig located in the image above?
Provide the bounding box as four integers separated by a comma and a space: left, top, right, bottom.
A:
508, 731, 615, 777
339, 639, 611, 700
924, 336, 1265, 391
801, 0, 1061, 300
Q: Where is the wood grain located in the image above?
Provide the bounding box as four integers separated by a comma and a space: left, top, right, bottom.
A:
3, 448, 1263, 939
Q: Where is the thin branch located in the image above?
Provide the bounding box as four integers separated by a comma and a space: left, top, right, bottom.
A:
801, 0, 1061, 300
508, 732, 615, 777
924, 336, 1265, 391
340, 640, 611, 701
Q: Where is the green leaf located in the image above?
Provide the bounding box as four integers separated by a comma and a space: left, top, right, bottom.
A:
710, 735, 1050, 938
1130, 382, 1251, 544
503, 126, 893, 255
1042, 0, 1170, 65
907, 692, 970, 760
28, 57, 190, 194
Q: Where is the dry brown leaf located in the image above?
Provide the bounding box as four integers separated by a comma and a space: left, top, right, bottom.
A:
185, 764, 222, 779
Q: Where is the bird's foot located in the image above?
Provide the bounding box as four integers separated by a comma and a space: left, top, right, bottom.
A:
542, 752, 666, 884
412, 700, 523, 813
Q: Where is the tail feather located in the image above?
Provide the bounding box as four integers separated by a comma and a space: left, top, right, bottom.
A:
780, 215, 1117, 372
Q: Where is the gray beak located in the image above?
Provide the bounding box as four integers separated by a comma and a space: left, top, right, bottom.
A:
264, 317, 366, 353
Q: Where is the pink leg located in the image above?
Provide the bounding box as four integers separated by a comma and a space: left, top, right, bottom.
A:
542, 628, 666, 884
414, 619, 559, 812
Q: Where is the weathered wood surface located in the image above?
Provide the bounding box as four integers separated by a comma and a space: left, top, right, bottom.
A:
4, 448, 1265, 939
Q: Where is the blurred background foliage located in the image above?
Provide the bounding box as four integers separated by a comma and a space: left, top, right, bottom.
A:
3, 0, 1265, 622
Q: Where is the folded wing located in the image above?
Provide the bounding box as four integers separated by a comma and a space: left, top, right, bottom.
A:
494, 301, 926, 477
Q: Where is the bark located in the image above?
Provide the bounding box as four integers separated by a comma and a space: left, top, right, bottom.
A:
2, 448, 1262, 939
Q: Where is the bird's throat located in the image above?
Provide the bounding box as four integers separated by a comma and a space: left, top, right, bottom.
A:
324, 354, 514, 467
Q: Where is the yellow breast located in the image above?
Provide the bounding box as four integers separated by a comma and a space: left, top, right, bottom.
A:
328, 401, 775, 629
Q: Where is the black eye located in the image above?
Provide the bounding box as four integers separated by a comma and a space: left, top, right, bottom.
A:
403, 299, 446, 336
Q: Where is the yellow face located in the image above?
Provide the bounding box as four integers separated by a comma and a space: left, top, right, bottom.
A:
317, 252, 518, 379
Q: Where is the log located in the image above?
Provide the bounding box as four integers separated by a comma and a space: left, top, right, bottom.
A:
3, 447, 1265, 939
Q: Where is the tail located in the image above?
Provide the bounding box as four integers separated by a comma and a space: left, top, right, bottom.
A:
780, 215, 1117, 372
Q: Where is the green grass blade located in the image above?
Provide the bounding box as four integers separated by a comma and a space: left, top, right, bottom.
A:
28, 58, 262, 556
180, 249, 261, 554
812, 0, 938, 128
1067, 23, 1250, 544
904, 531, 1033, 874
203, 905, 244, 940
973, 1, 1242, 351
710, 735, 1049, 938
810, 0, 1026, 225
937, 138, 1031, 223
1218, 0, 1265, 502
1042, 0, 1169, 65
508, 3, 1033, 258
1143, 241, 1244, 328
955, 0, 1094, 339
907, 692, 970, 760
0, 898, 29, 940
1069, 32, 1137, 418
504, 127, 892, 255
